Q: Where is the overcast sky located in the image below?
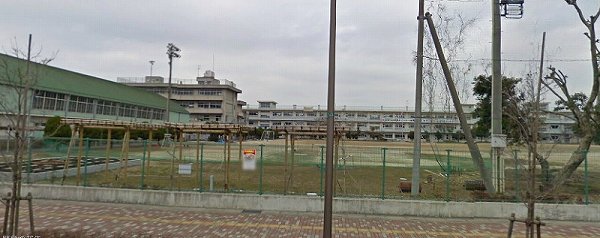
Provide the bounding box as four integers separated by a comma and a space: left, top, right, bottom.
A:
1, 1, 598, 108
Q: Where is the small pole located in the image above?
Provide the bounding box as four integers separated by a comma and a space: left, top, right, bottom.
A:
446, 149, 451, 202
584, 150, 589, 205
209, 175, 214, 192
514, 150, 521, 202
195, 133, 200, 191
147, 130, 153, 168
76, 126, 84, 186
200, 143, 204, 192
507, 213, 515, 238
83, 138, 90, 187
27, 193, 34, 234
105, 128, 112, 176
2, 192, 10, 235
140, 139, 147, 190
381, 148, 388, 200
320, 145, 325, 196
27, 137, 32, 184
535, 216, 542, 238
284, 133, 289, 194
259, 144, 265, 195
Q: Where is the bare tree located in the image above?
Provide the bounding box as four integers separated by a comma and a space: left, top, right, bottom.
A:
420, 3, 477, 137
541, 1, 600, 189
423, 2, 478, 111
0, 36, 55, 235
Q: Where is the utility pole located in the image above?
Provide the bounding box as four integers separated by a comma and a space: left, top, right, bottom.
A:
323, 0, 336, 237
166, 43, 180, 122
411, 0, 425, 196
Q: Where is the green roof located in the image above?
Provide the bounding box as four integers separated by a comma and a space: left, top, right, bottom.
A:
0, 53, 188, 114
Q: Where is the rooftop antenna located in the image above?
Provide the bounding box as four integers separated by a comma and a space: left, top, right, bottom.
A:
212, 53, 215, 71
149, 60, 155, 76
197, 64, 201, 77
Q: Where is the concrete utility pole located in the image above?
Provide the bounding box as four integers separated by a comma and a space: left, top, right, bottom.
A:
323, 0, 336, 237
166, 43, 181, 122
491, 0, 506, 193
411, 0, 425, 196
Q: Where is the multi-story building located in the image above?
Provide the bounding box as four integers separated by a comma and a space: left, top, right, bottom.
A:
244, 101, 479, 141
0, 53, 190, 138
244, 100, 578, 143
122, 70, 243, 123
539, 104, 577, 143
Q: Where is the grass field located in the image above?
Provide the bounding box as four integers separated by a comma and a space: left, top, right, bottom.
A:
39, 138, 599, 203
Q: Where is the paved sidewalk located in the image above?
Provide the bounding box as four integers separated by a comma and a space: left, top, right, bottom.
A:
2, 199, 600, 237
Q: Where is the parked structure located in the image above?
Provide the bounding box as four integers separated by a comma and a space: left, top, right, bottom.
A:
0, 53, 190, 138
122, 70, 244, 124
244, 101, 577, 143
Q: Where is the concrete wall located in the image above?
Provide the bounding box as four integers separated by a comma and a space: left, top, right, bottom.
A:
1, 184, 598, 221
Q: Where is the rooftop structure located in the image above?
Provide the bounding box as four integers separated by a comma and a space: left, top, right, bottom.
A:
122, 70, 243, 124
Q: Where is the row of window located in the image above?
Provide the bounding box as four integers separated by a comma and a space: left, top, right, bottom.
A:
178, 101, 222, 109
143, 88, 223, 96
33, 90, 165, 120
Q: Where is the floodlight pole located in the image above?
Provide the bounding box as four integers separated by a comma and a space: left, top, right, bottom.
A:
166, 43, 181, 122
323, 0, 336, 237
149, 60, 155, 76
411, 0, 425, 197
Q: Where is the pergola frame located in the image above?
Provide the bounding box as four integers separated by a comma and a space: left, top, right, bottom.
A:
269, 125, 348, 194
59, 119, 251, 190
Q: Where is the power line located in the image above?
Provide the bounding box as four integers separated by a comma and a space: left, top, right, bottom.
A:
423, 55, 590, 62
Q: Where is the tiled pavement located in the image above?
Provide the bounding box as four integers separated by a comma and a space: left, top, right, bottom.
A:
2, 199, 600, 237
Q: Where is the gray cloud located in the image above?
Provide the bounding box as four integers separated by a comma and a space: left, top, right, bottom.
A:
0, 0, 598, 107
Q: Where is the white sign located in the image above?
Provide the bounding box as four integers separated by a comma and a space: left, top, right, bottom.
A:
242, 149, 257, 171
178, 163, 192, 175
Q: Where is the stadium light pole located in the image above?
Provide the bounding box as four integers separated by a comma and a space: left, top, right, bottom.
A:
323, 0, 336, 237
166, 43, 181, 122
149, 60, 155, 76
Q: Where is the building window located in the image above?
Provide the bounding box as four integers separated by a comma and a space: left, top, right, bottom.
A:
550, 125, 559, 129
146, 88, 166, 94
179, 101, 195, 108
96, 100, 117, 116
174, 89, 194, 95
198, 101, 221, 109
198, 89, 222, 96
68, 95, 94, 114
32, 90, 67, 111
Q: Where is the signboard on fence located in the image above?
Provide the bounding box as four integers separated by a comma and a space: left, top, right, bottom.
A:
178, 163, 192, 175
242, 149, 257, 171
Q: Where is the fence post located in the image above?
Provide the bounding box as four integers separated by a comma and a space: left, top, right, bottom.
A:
83, 138, 90, 187
514, 150, 520, 202
584, 150, 589, 205
381, 148, 388, 200
200, 143, 204, 192
259, 144, 265, 195
27, 137, 32, 184
140, 139, 147, 190
446, 149, 451, 202
320, 145, 325, 196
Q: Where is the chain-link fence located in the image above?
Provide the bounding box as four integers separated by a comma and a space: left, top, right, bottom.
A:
4, 137, 598, 204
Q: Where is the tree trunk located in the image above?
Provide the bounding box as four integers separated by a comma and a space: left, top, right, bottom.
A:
551, 132, 593, 189
534, 152, 550, 188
